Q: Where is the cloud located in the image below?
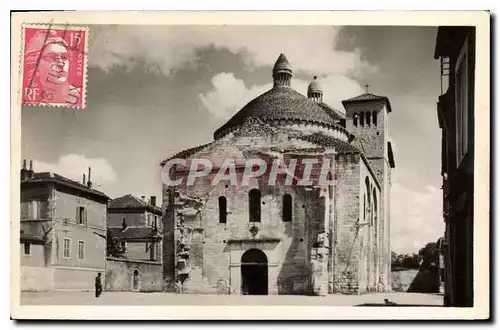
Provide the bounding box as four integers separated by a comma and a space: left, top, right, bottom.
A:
199, 72, 364, 119
390, 179, 444, 254
199, 73, 271, 119
90, 26, 377, 77
32, 154, 117, 188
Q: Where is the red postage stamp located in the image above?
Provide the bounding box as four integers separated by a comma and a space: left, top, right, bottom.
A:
21, 25, 88, 108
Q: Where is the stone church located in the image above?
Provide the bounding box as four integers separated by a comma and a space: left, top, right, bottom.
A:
161, 53, 395, 295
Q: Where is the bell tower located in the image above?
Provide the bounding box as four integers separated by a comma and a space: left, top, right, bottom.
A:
342, 90, 396, 291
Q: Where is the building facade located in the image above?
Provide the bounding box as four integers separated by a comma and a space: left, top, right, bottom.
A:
20, 161, 109, 291
434, 26, 475, 307
105, 194, 163, 292
161, 54, 395, 295
107, 194, 163, 262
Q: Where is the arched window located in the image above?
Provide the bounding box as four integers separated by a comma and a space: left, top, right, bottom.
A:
372, 111, 378, 126
218, 196, 227, 224
282, 194, 292, 222
363, 194, 366, 223
353, 113, 358, 126
360, 112, 365, 126
249, 189, 261, 222
366, 111, 371, 126
365, 177, 370, 224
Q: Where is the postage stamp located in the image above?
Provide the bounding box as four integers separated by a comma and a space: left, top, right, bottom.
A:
21, 24, 88, 108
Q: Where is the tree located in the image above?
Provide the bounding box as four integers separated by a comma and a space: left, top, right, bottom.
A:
106, 229, 126, 258
419, 242, 439, 268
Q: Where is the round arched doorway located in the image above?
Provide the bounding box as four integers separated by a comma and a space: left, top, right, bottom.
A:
132, 268, 140, 291
241, 249, 268, 295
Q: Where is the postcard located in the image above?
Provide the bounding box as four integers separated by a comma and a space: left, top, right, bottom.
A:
10, 10, 490, 320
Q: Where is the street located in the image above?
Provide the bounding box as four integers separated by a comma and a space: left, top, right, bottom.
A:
21, 291, 444, 306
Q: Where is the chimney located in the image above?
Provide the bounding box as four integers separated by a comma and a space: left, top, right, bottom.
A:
87, 167, 92, 188
141, 196, 146, 202
21, 159, 28, 180
150, 196, 156, 206
82, 173, 86, 185
29, 160, 34, 178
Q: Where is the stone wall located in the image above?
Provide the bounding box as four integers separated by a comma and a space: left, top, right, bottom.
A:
344, 101, 392, 292
161, 120, 387, 295
20, 266, 53, 292
105, 258, 163, 292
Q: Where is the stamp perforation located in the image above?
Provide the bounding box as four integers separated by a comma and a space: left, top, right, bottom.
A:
19, 22, 89, 109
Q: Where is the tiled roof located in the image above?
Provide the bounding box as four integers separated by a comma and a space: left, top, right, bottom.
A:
273, 53, 292, 73
21, 172, 109, 201
108, 227, 161, 241
342, 93, 392, 113
160, 143, 212, 165
214, 86, 338, 138
298, 133, 360, 154
108, 194, 162, 215
317, 102, 346, 121
343, 93, 386, 102
20, 231, 45, 244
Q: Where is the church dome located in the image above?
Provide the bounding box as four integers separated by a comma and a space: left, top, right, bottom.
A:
213, 83, 337, 139
307, 76, 323, 95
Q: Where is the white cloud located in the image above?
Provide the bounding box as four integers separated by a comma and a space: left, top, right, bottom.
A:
199, 73, 271, 119
32, 154, 117, 188
390, 179, 444, 254
200, 72, 364, 119
90, 26, 377, 77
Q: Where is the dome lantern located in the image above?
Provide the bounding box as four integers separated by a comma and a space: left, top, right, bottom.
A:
307, 75, 323, 103
272, 53, 293, 88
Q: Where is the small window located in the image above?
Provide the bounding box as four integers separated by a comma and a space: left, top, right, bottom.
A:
353, 113, 358, 126
360, 112, 365, 126
63, 238, 71, 259
154, 216, 158, 229
249, 189, 261, 223
23, 243, 31, 256
218, 196, 227, 224
150, 243, 156, 260
76, 206, 86, 225
282, 194, 292, 222
366, 111, 371, 126
372, 111, 378, 126
78, 240, 85, 260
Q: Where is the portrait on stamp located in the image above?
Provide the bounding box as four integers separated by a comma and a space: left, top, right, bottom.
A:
22, 26, 87, 108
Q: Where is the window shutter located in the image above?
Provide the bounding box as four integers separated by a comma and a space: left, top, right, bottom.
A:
76, 207, 80, 224
84, 208, 88, 225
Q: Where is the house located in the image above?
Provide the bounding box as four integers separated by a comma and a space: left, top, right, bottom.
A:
105, 194, 163, 292
20, 160, 109, 291
434, 26, 475, 307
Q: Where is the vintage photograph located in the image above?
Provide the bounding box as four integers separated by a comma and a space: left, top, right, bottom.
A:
10, 11, 490, 320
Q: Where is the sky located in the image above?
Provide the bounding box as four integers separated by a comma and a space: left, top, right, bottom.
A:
21, 25, 443, 253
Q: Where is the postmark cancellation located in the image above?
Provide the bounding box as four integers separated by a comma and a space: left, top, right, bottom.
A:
20, 24, 89, 109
